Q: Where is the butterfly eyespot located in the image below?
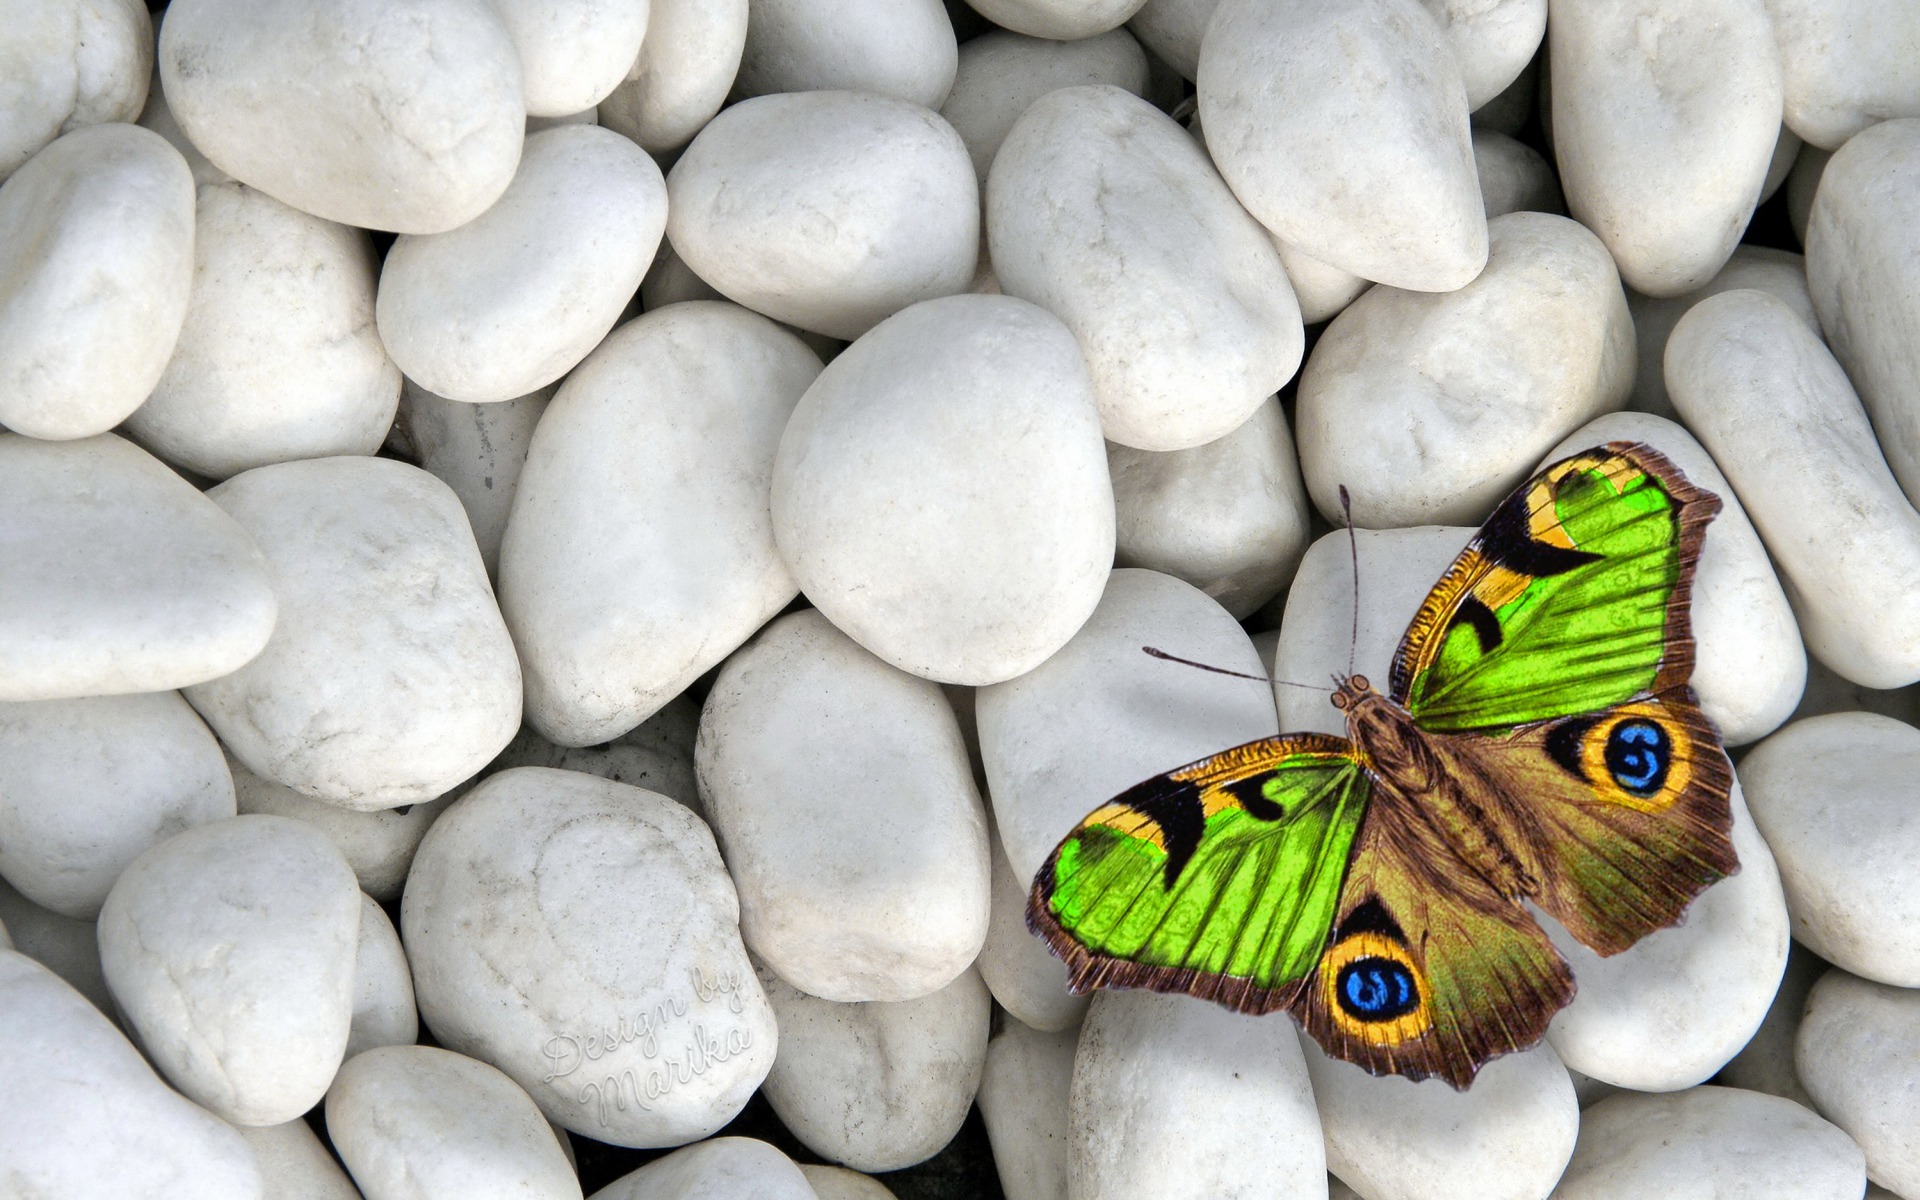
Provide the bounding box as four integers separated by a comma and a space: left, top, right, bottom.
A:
1336, 957, 1420, 1021
1604, 718, 1670, 796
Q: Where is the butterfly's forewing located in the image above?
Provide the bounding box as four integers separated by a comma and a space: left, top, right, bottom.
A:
1028, 735, 1369, 1014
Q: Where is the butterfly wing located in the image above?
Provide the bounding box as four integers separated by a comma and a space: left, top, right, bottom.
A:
1027, 735, 1370, 1014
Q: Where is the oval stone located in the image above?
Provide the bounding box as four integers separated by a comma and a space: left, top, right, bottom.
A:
1797, 967, 1920, 1196
976, 824, 1088, 1032
488, 0, 651, 117
234, 1120, 360, 1200
595, 0, 748, 153
1422, 0, 1544, 110
588, 1137, 815, 1200
799, 1164, 899, 1200
941, 29, 1150, 184
979, 1019, 1076, 1200
0, 0, 151, 180
389, 380, 551, 581
735, 0, 957, 110
1771, 0, 1920, 149
345, 894, 418, 1060
966, 0, 1147, 41
229, 754, 455, 903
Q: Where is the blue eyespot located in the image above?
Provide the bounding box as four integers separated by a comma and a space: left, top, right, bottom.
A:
1604, 718, 1670, 795
1336, 957, 1419, 1021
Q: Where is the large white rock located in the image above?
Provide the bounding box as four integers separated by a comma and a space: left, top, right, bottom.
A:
159, 0, 525, 233
666, 90, 977, 339
1296, 211, 1634, 528
978, 568, 1277, 883
403, 768, 776, 1147
488, 0, 651, 117
989, 86, 1302, 451
976, 824, 1088, 1033
1741, 713, 1920, 986
500, 302, 821, 746
588, 1137, 816, 1200
0, 0, 151, 180
736, 0, 957, 110
234, 1119, 361, 1200
1071, 990, 1324, 1199
229, 754, 456, 903
1552, 1086, 1865, 1199
1625, 245, 1818, 421
1797, 968, 1920, 1196
1302, 1039, 1577, 1200
697, 609, 989, 1003
758, 964, 990, 1172
968, 0, 1146, 39
595, 0, 748, 153
327, 1044, 583, 1200
0, 691, 235, 919
940, 29, 1150, 184
978, 1019, 1075, 1200
1421, 0, 1546, 110
378, 125, 667, 404
187, 456, 522, 807
1667, 288, 1920, 688
0, 123, 193, 439
771, 294, 1113, 685
345, 893, 418, 1060
1548, 0, 1783, 296
0, 877, 114, 1016
0, 950, 262, 1200
1198, 0, 1486, 292
98, 815, 362, 1126
0, 433, 277, 702
1109, 397, 1311, 620
1806, 119, 1920, 510
125, 179, 400, 480
1769, 0, 1920, 149
389, 380, 551, 581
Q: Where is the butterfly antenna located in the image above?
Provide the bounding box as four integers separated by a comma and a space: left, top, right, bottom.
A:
1140, 646, 1332, 693
1340, 484, 1360, 680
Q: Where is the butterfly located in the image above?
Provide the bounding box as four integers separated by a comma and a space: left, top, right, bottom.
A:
1026, 442, 1739, 1088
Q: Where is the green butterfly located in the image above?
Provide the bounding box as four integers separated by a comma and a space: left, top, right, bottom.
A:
1027, 442, 1739, 1088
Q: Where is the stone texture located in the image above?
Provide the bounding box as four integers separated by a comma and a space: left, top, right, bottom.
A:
488, 0, 651, 117
389, 380, 551, 581
975, 824, 1088, 1033
1797, 968, 1920, 1197
588, 1137, 815, 1200
942, 29, 1149, 184
595, 0, 748, 153
0, 0, 151, 180
1421, 0, 1545, 110
966, 0, 1147, 40
979, 1018, 1075, 1200
1769, 0, 1920, 149
1273, 239, 1371, 325
229, 754, 455, 903
1127, 0, 1215, 80
346, 893, 418, 1060
736, 0, 957, 110
234, 1119, 361, 1200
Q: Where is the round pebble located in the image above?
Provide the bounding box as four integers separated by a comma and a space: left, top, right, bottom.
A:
488, 0, 651, 117
595, 0, 748, 153
798, 1164, 899, 1200
974, 824, 1088, 1032
0, 122, 194, 440
378, 125, 667, 405
735, 0, 957, 110
97, 814, 362, 1126
697, 608, 989, 1003
978, 1018, 1075, 1200
588, 1137, 815, 1200
186, 456, 522, 808
403, 767, 777, 1148
940, 28, 1150, 184
1473, 127, 1563, 218
1797, 967, 1920, 1197
228, 754, 456, 903
771, 294, 1113, 685
1770, 0, 1920, 149
666, 90, 977, 339
234, 1119, 361, 1200
967, 0, 1145, 40
1423, 0, 1544, 111
1126, 0, 1213, 80
0, 0, 152, 180
345, 894, 418, 1060
389, 380, 551, 581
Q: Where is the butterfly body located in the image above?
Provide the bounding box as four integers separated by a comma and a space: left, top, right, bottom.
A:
1028, 442, 1738, 1087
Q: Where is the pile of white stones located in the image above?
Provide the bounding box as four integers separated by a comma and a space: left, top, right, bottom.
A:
2, 0, 1918, 1197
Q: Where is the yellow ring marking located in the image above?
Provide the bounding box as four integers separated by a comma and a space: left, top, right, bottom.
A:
1318, 931, 1434, 1044
1578, 701, 1694, 814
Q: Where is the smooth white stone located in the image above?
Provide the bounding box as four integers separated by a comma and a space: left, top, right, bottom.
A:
390, 381, 551, 581
1798, 968, 1920, 1196
595, 0, 748, 153
667, 91, 977, 339
978, 568, 1277, 883
1770, 0, 1920, 149
1541, 410, 1808, 746
0, 123, 193, 439
403, 767, 775, 1147
159, 0, 525, 234
990, 86, 1303, 450
1741, 713, 1920, 986
976, 822, 1088, 1032
1806, 119, 1920, 509
1302, 1038, 1577, 1200
126, 180, 400, 480
1717, 938, 1823, 1108
979, 1019, 1075, 1200
1273, 238, 1371, 325
941, 29, 1150, 183
799, 1164, 898, 1200
0, 877, 113, 1017
1109, 400, 1309, 620
493, 694, 703, 815
98, 815, 361, 1125
1762, 122, 1804, 202
327, 1044, 582, 1200
234, 1119, 361, 1200
1421, 0, 1545, 110
1667, 289, 1920, 688
758, 965, 989, 1172
1127, 0, 1215, 80
0, 691, 235, 919
1296, 211, 1633, 528
136, 58, 226, 186
489, 0, 650, 117
379, 125, 666, 404
1552, 1086, 1865, 1199
0, 433, 277, 702
346, 894, 418, 1060
965, 0, 1147, 40
187, 457, 522, 807
736, 0, 956, 110
1071, 990, 1324, 1199
697, 610, 988, 1003
0, 0, 151, 180
500, 302, 820, 746
230, 754, 455, 903
1787, 142, 1831, 245
772, 294, 1112, 684
1626, 245, 1818, 421
0, 950, 262, 1200
1473, 127, 1562, 217
1199, 0, 1485, 292
588, 1137, 815, 1200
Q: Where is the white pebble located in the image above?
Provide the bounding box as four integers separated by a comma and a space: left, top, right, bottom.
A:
1126, 0, 1214, 80
1473, 127, 1562, 218
500, 302, 821, 746
1797, 967, 1920, 1197
98, 815, 362, 1126
771, 295, 1113, 685
403, 767, 776, 1148
228, 754, 456, 903
186, 457, 522, 808
487, 0, 651, 118
941, 29, 1150, 183
0, 877, 113, 1017
1626, 245, 1818, 421
736, 0, 957, 110
345, 894, 418, 1060
1273, 238, 1372, 325
799, 1164, 899, 1200
966, 0, 1146, 41
588, 1137, 816, 1200
1420, 0, 1545, 111
233, 1119, 361, 1200
979, 1018, 1075, 1200
975, 825, 1088, 1032
0, 123, 194, 439
666, 91, 977, 339
1716, 938, 1824, 1108
1770, 0, 1920, 149
390, 381, 551, 581
596, 0, 748, 153
0, 0, 152, 180
378, 125, 667, 405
